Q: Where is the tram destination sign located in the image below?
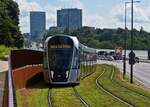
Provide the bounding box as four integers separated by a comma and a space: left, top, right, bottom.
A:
49, 44, 71, 49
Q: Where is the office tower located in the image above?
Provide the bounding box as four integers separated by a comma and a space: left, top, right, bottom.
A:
57, 8, 82, 29
30, 11, 46, 40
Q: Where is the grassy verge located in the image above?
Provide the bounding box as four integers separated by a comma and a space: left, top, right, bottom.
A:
98, 64, 150, 107
16, 88, 48, 107
80, 64, 96, 79
0, 45, 10, 60
16, 64, 150, 107
51, 86, 83, 107
76, 65, 127, 107
114, 66, 150, 97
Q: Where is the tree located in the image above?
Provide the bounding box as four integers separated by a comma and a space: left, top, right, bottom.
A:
0, 0, 23, 48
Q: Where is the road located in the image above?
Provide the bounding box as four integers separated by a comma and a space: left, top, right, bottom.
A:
97, 60, 150, 88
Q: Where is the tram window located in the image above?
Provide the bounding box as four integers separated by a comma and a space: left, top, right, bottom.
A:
78, 57, 80, 68
72, 48, 78, 69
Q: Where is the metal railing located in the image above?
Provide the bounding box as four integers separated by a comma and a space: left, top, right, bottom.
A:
8, 53, 16, 107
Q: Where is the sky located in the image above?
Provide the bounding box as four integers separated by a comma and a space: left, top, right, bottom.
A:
13, 0, 150, 33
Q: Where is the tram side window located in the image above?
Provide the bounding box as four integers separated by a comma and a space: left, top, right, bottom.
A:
78, 51, 81, 68
72, 48, 78, 69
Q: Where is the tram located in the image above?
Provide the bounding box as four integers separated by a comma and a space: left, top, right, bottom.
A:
43, 34, 97, 84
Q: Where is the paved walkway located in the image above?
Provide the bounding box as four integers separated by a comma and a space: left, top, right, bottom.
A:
0, 61, 8, 72
0, 72, 6, 107
0, 60, 8, 107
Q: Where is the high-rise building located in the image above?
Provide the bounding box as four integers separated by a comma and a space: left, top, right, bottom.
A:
57, 8, 82, 29
30, 11, 46, 40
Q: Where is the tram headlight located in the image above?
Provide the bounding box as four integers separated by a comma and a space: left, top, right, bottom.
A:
51, 70, 54, 79
66, 70, 69, 78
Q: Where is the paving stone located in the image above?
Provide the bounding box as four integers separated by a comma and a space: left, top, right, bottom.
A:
0, 72, 6, 107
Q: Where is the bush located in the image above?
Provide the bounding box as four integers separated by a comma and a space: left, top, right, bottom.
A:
0, 45, 10, 60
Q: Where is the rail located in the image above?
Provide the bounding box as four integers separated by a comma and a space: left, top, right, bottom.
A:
48, 87, 53, 107
72, 87, 90, 107
96, 69, 134, 107
111, 67, 150, 99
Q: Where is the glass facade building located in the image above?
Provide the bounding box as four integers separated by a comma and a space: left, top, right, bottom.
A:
57, 8, 82, 29
30, 11, 46, 40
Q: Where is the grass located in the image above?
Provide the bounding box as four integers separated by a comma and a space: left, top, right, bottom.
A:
98, 64, 150, 107
80, 64, 96, 79
51, 86, 83, 107
114, 66, 150, 98
76, 65, 127, 107
16, 64, 150, 107
16, 87, 83, 107
16, 88, 48, 107
0, 45, 10, 60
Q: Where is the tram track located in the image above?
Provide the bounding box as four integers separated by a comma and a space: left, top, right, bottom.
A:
72, 86, 90, 107
47, 86, 89, 107
96, 69, 135, 107
110, 67, 150, 100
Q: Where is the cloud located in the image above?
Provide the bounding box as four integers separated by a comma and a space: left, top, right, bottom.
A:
83, 3, 150, 31
110, 3, 150, 31
14, 0, 43, 33
14, 0, 42, 12
44, 5, 60, 27
20, 15, 29, 33
14, 0, 150, 33
83, 14, 115, 29
14, 0, 85, 33
57, 0, 84, 9
14, 0, 60, 33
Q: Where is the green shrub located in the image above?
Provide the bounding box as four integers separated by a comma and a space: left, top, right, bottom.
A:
0, 45, 10, 60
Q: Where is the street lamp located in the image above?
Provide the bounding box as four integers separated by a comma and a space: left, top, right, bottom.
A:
123, 0, 140, 80
130, 0, 140, 83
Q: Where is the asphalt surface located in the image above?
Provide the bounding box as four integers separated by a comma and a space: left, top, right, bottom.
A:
97, 60, 150, 88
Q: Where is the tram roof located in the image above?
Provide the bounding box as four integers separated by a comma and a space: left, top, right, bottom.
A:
45, 34, 96, 53
45, 34, 79, 49
79, 43, 96, 53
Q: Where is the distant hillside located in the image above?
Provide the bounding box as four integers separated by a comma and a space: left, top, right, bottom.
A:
45, 27, 150, 50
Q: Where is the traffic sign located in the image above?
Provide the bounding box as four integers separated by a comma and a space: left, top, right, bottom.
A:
129, 52, 136, 65
129, 52, 135, 58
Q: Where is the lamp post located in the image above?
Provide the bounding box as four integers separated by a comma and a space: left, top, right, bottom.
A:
130, 0, 140, 83
123, 2, 128, 79
123, 0, 140, 80
130, 0, 134, 83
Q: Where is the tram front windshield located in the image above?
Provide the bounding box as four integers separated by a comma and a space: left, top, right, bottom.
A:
48, 36, 73, 71
49, 48, 73, 70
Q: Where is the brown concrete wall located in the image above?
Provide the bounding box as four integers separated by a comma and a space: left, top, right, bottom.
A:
10, 49, 46, 88
3, 49, 45, 106
13, 65, 46, 88
10, 49, 43, 69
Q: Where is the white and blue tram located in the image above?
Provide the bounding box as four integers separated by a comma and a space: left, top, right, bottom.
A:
43, 34, 97, 84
